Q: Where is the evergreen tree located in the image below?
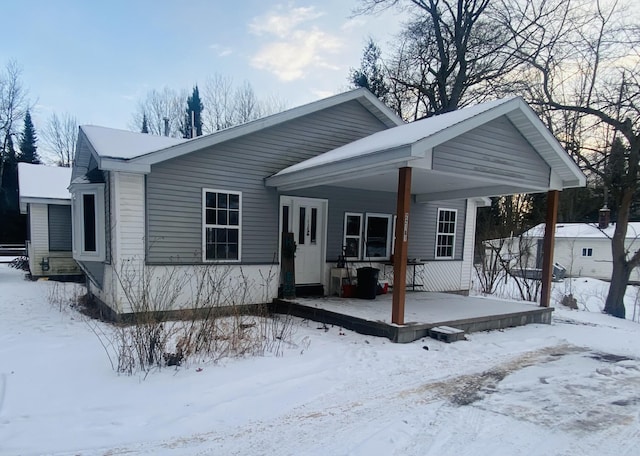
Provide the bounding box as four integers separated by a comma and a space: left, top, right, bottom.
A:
181, 85, 204, 138
18, 110, 40, 164
349, 38, 389, 101
141, 113, 149, 133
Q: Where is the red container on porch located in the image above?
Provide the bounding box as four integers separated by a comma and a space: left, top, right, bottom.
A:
342, 284, 357, 298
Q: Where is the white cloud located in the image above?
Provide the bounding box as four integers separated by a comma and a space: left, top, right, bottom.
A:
249, 6, 324, 38
341, 17, 366, 31
209, 44, 232, 57
251, 28, 341, 81
249, 6, 342, 81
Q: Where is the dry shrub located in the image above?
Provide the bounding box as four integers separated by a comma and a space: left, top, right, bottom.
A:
89, 261, 295, 376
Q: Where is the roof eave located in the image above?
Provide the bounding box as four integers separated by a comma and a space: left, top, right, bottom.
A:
129, 88, 404, 167
266, 145, 416, 191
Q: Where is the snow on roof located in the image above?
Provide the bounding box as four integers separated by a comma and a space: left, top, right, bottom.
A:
81, 125, 187, 160
273, 96, 517, 176
18, 163, 72, 200
524, 222, 640, 239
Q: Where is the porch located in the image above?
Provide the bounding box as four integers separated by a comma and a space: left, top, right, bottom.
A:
271, 292, 553, 343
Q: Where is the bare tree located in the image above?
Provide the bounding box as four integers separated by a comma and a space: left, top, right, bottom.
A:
202, 74, 236, 133
358, 0, 521, 119
201, 76, 288, 133
130, 87, 186, 137
0, 60, 29, 192
499, 0, 640, 318
42, 112, 77, 167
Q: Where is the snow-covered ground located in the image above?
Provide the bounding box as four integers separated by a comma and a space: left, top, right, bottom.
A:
2, 263, 640, 456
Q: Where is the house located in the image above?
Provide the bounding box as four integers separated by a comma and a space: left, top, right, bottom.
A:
507, 220, 640, 281
17, 163, 81, 278
69, 89, 585, 321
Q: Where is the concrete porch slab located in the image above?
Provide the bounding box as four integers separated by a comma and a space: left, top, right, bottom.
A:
271, 292, 553, 343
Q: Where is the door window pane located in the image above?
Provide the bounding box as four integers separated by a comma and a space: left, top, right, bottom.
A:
310, 208, 317, 244
298, 207, 306, 245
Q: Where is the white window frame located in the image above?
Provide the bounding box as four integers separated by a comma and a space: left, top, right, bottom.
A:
343, 212, 363, 260
435, 208, 457, 259
71, 183, 106, 262
364, 213, 393, 261
582, 247, 593, 257
202, 188, 242, 263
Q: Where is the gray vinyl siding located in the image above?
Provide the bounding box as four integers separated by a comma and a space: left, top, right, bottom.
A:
433, 116, 550, 187
146, 100, 389, 264
287, 187, 467, 261
79, 260, 105, 288
48, 205, 72, 251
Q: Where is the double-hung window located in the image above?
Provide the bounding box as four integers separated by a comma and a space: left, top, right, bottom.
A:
435, 208, 457, 259
203, 189, 241, 262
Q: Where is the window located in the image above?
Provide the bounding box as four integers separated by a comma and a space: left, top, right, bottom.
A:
364, 213, 392, 260
203, 189, 241, 262
343, 213, 362, 259
435, 208, 457, 259
343, 212, 393, 260
582, 248, 593, 257
48, 205, 72, 252
70, 183, 106, 262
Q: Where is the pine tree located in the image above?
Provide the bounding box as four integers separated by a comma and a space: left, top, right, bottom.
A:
349, 39, 389, 101
18, 110, 40, 164
141, 113, 149, 133
181, 85, 204, 138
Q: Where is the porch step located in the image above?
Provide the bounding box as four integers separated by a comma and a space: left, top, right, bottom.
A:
427, 326, 466, 343
295, 284, 324, 298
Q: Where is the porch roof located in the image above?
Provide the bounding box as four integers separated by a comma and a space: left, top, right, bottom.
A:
266, 97, 586, 201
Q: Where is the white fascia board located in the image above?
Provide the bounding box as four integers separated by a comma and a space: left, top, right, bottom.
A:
549, 169, 564, 190
266, 145, 417, 190
20, 197, 71, 206
130, 89, 402, 167
408, 146, 433, 169
411, 98, 522, 153
508, 104, 586, 187
99, 158, 150, 173
469, 196, 492, 207
415, 184, 549, 203
358, 90, 405, 127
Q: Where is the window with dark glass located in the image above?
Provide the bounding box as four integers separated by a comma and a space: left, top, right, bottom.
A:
204, 190, 241, 261
365, 214, 391, 259
83, 194, 96, 252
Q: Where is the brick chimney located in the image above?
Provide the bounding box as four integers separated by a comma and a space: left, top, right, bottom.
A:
598, 205, 611, 229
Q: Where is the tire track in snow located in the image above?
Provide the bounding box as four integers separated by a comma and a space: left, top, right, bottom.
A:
53, 343, 587, 456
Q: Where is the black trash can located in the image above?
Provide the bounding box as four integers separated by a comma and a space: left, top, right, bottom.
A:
357, 267, 379, 299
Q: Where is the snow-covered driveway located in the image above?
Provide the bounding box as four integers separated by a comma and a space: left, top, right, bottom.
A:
1, 265, 639, 455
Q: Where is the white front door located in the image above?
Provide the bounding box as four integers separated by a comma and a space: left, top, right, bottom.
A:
281, 197, 326, 285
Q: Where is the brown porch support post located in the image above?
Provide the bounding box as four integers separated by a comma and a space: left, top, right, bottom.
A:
540, 190, 560, 307
392, 167, 412, 325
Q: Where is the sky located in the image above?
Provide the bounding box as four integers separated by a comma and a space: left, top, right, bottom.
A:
3, 0, 406, 140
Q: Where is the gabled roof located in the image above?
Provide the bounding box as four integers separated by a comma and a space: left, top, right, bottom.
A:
276, 97, 515, 176
81, 89, 403, 174
81, 125, 187, 160
18, 163, 72, 213
524, 222, 640, 240
266, 96, 586, 198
